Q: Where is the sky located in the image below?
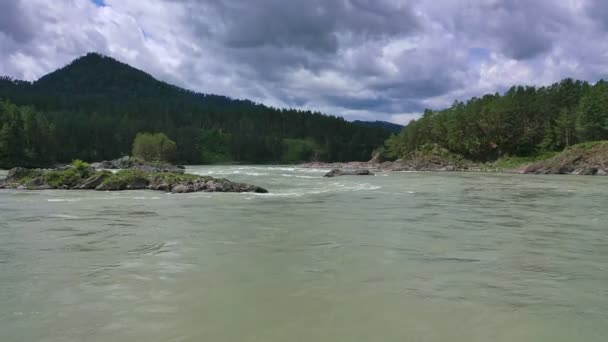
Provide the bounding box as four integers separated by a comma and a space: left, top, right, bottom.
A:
1, 0, 607, 124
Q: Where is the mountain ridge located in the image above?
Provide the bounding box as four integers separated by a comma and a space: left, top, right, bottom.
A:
353, 120, 403, 134
0, 52, 390, 166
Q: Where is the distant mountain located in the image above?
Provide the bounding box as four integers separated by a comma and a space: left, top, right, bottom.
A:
0, 53, 390, 166
353, 120, 403, 134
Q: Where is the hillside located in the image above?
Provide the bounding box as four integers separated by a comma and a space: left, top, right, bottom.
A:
384, 78, 608, 162
523, 141, 608, 175
0, 53, 389, 167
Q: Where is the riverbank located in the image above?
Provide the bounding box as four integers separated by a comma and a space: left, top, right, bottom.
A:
302, 141, 608, 176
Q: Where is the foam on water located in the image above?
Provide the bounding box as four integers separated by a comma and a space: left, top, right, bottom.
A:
48, 214, 80, 219
279, 174, 319, 179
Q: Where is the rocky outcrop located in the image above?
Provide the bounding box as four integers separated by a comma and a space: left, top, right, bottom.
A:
324, 169, 375, 177
6, 167, 33, 180
306, 142, 608, 176
306, 156, 472, 173
90, 156, 133, 169
523, 142, 608, 175
91, 156, 185, 173
77, 172, 112, 189
168, 179, 263, 193
0, 167, 268, 193
305, 145, 473, 173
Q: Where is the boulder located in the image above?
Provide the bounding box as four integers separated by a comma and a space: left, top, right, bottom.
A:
149, 183, 171, 191
324, 169, 374, 177
78, 172, 111, 189
238, 183, 268, 193
113, 156, 134, 169
126, 177, 149, 190
131, 164, 185, 174
23, 177, 52, 190
92, 160, 115, 169
91, 156, 185, 174
205, 181, 224, 192
7, 167, 34, 181
171, 184, 193, 193
95, 182, 121, 191
369, 152, 383, 164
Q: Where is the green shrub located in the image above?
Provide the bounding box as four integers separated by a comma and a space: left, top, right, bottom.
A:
16, 169, 42, 185
482, 151, 560, 171
71, 159, 92, 177
99, 169, 147, 190
132, 132, 177, 162
148, 172, 203, 186
44, 169, 82, 188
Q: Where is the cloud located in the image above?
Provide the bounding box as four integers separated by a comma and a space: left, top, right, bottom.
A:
0, 0, 606, 124
0, 1, 35, 43
191, 0, 420, 53
586, 1, 608, 30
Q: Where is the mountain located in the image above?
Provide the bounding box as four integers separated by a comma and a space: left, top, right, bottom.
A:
353, 120, 403, 134
0, 53, 390, 166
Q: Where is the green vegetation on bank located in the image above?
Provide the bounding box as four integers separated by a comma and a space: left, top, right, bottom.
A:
523, 140, 608, 175
482, 152, 560, 171
385, 79, 608, 162
0, 53, 389, 168
132, 132, 177, 162
97, 169, 147, 191
10, 160, 96, 189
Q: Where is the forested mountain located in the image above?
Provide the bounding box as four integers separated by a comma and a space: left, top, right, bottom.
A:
0, 53, 389, 168
385, 78, 608, 161
353, 120, 403, 134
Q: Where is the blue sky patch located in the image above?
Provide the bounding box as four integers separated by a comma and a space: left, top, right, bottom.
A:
90, 0, 106, 7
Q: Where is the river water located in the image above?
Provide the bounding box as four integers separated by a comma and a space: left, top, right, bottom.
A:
1, 166, 607, 341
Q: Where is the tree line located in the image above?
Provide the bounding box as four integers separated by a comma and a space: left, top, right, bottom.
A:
385, 78, 608, 161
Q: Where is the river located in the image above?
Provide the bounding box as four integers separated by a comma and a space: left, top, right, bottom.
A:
0, 166, 607, 341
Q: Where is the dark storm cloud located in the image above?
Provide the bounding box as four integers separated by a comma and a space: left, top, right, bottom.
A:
197, 0, 420, 52
0, 1, 35, 43
436, 0, 573, 60
1, 0, 607, 123
586, 1, 608, 30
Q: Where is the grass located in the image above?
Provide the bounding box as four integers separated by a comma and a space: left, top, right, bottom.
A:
535, 141, 608, 169
16, 169, 43, 185
44, 169, 84, 188
99, 169, 148, 190
480, 141, 608, 172
483, 151, 560, 171
565, 141, 603, 151
148, 172, 210, 186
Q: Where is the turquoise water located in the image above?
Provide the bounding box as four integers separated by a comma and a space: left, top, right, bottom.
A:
1, 166, 607, 341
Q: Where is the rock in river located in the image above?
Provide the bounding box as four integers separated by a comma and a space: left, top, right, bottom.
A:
324, 169, 375, 177
0, 167, 268, 194
91, 156, 185, 173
